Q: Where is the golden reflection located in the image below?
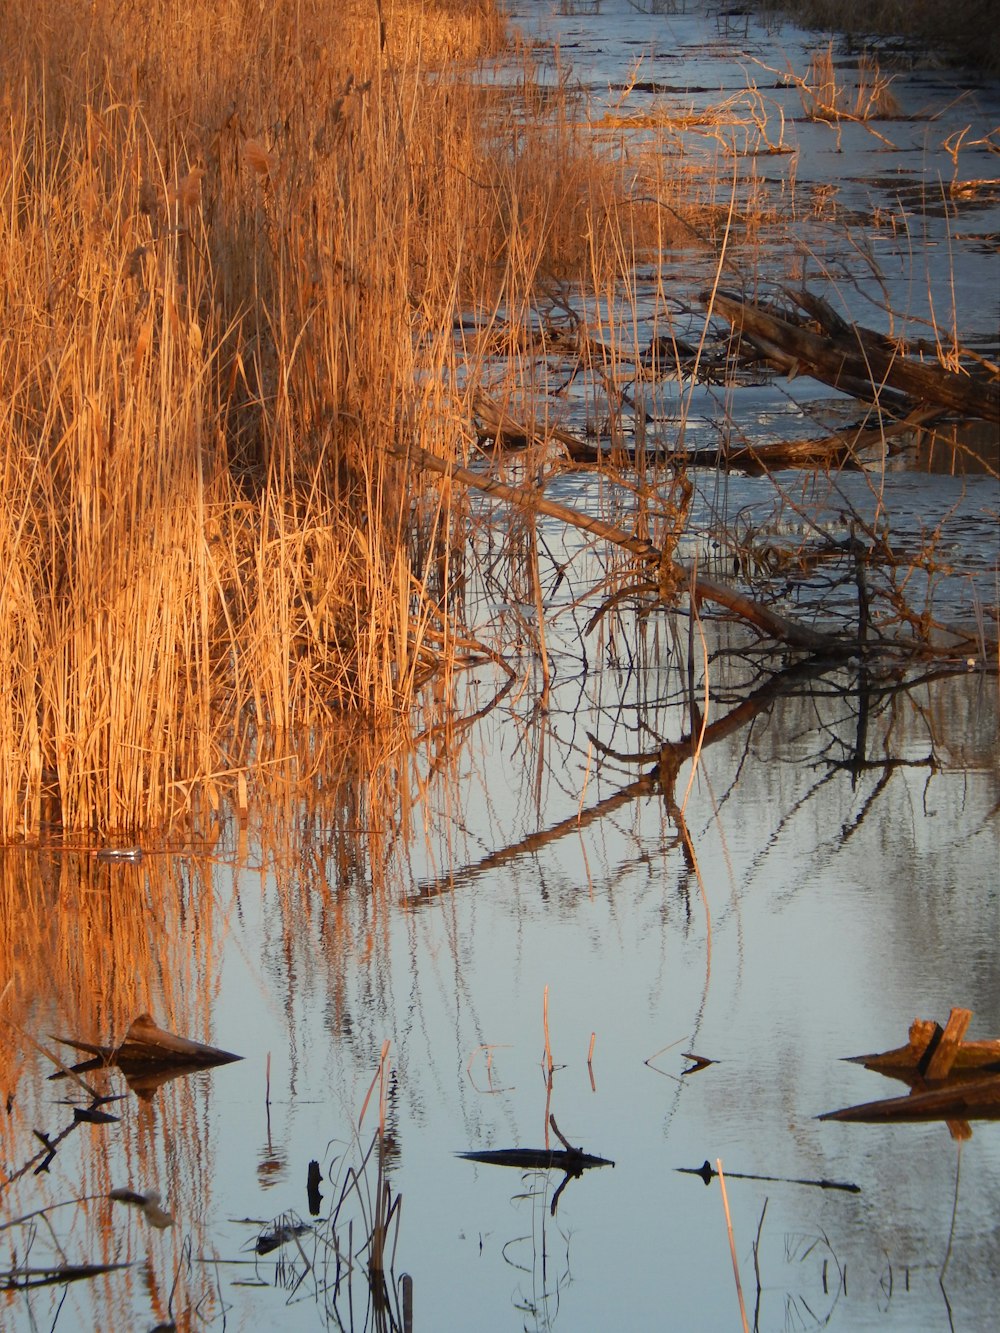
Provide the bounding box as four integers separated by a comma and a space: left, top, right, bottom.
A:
0, 846, 228, 1327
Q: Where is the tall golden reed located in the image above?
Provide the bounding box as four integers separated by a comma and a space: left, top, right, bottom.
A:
0, 0, 490, 838
0, 0, 688, 840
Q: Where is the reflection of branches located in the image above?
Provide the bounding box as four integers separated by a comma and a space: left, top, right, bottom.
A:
405, 656, 828, 905
501, 1171, 573, 1331
406, 646, 991, 908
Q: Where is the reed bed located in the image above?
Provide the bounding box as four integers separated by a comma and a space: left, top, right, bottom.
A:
755, 0, 1000, 70
0, 0, 688, 840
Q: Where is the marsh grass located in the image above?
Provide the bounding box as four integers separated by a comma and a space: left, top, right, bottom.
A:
0, 0, 695, 839
796, 43, 900, 122
755, 0, 1000, 71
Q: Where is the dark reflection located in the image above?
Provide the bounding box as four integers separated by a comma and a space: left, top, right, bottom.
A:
460, 1114, 614, 1216
405, 645, 994, 907
246, 1129, 410, 1332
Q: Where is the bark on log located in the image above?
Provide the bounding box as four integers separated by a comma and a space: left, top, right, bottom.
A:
849, 1011, 1000, 1077
819, 1073, 1000, 1123
704, 289, 1000, 424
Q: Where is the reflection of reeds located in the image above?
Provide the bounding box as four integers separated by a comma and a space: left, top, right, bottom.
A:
0, 847, 229, 1327
755, 0, 1000, 72
251, 1043, 408, 1329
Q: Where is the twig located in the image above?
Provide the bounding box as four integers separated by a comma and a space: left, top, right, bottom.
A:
391, 440, 849, 652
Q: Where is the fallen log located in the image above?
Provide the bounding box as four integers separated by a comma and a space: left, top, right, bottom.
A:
821, 1009, 1000, 1125
704, 288, 1000, 423
474, 388, 937, 471
390, 439, 851, 653
458, 1147, 613, 1172
459, 1115, 613, 1214
819, 1073, 1000, 1123
472, 389, 589, 459
51, 1013, 242, 1076
847, 1009, 1000, 1080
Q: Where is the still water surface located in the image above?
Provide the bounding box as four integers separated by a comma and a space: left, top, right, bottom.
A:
2, 3, 998, 1331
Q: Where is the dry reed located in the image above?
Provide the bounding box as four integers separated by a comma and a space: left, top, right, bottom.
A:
755, 0, 1000, 71
0, 0, 684, 840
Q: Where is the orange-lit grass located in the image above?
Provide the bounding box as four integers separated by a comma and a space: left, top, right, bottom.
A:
0, 0, 704, 839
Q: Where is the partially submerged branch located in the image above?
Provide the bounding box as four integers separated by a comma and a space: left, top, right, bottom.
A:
391, 440, 849, 652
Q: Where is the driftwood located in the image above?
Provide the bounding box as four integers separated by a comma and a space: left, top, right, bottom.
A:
459, 1115, 613, 1214
819, 1075, 1000, 1124
473, 388, 936, 471
51, 1013, 241, 1097
705, 288, 1000, 423
847, 1008, 1000, 1081
820, 1008, 1000, 1127
391, 440, 850, 653
458, 1147, 613, 1172
677, 1159, 859, 1193
472, 388, 588, 458
677, 406, 941, 471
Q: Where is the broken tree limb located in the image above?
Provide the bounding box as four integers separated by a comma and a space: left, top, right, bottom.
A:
389, 439, 850, 652
847, 1010, 1000, 1079
819, 1073, 1000, 1123
472, 388, 590, 458
51, 1013, 241, 1074
474, 388, 938, 470
704, 289, 1000, 423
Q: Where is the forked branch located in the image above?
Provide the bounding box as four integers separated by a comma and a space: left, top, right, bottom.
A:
391, 440, 850, 653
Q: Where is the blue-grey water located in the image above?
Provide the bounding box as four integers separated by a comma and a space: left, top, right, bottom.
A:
2, 4, 998, 1331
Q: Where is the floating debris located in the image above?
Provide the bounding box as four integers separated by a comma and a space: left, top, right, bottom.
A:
0, 1261, 134, 1291
458, 1146, 614, 1172
677, 1159, 860, 1193
254, 1219, 312, 1255
50, 1013, 242, 1098
95, 846, 144, 863
681, 1051, 717, 1076
821, 1008, 1000, 1129
108, 1187, 174, 1229
459, 1116, 613, 1215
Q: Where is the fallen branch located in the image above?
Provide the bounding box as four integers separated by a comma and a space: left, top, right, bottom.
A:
390, 440, 850, 652
704, 289, 1000, 423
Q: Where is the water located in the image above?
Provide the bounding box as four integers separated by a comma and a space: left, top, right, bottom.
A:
2, 4, 998, 1331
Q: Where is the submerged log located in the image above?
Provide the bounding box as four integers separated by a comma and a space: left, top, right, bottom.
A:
819, 1074, 1000, 1123
51, 1013, 242, 1079
822, 1009, 1000, 1124
458, 1147, 614, 1172
704, 289, 1000, 423
474, 388, 936, 471
460, 1116, 613, 1214
677, 1159, 859, 1193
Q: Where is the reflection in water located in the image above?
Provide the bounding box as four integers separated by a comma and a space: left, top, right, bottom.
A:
0, 851, 232, 1327
1, 624, 997, 1329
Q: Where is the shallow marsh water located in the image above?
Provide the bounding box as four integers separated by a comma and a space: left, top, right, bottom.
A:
2, 4, 999, 1331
